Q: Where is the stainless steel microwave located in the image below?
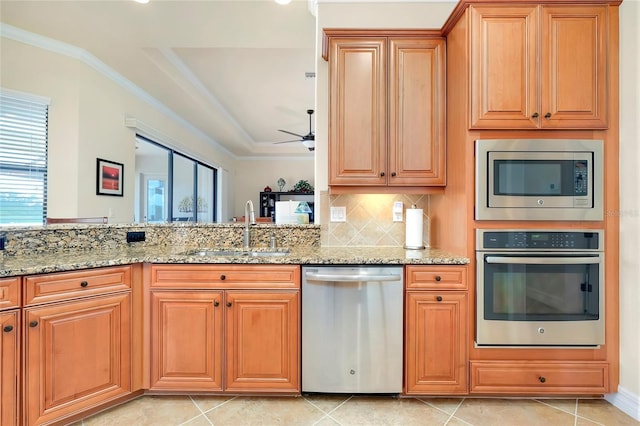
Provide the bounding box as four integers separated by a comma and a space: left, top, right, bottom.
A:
475, 139, 604, 221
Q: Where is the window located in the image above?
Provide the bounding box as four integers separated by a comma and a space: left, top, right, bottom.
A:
0, 92, 49, 225
134, 136, 217, 223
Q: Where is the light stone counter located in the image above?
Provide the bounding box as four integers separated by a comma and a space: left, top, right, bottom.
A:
0, 245, 469, 278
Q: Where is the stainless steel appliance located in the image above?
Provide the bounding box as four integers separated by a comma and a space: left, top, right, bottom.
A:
476, 229, 604, 346
475, 139, 603, 221
302, 266, 403, 393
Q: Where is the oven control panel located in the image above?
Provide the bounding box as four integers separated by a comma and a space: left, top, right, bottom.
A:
479, 230, 601, 250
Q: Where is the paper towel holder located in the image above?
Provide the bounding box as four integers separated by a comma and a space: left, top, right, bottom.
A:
404, 204, 426, 250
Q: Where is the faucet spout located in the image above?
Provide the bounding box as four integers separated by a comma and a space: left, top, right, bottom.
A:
244, 200, 256, 248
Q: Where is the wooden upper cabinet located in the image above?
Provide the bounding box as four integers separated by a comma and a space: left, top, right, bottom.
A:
389, 38, 446, 186
470, 4, 608, 129
328, 37, 387, 186
325, 30, 446, 190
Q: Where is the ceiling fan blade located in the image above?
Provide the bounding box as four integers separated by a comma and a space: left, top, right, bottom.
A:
278, 129, 305, 138
273, 139, 301, 144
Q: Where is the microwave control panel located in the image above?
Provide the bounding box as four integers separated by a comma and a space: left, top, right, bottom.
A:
574, 161, 589, 196
480, 230, 601, 250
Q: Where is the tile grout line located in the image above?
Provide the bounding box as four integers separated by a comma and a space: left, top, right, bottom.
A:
445, 398, 471, 426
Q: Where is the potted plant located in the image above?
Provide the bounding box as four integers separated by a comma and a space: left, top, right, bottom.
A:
292, 179, 314, 193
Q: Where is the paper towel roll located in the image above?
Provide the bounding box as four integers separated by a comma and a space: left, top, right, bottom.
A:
405, 208, 425, 249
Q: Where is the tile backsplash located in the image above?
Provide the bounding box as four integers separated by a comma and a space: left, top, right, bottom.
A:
320, 192, 430, 247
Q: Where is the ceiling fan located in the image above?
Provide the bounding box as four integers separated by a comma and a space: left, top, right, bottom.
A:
274, 109, 315, 151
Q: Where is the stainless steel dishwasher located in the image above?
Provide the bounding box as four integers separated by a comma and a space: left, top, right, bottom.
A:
302, 266, 403, 393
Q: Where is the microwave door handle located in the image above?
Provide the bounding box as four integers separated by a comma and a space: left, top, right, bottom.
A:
485, 256, 600, 265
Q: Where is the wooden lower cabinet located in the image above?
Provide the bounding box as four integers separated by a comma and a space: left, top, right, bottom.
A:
225, 291, 299, 392
23, 293, 132, 425
1, 310, 19, 426
148, 264, 301, 393
405, 291, 468, 394
150, 291, 224, 391
470, 361, 609, 395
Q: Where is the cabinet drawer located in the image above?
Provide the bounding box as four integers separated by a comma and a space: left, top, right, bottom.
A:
0, 277, 20, 310
150, 265, 300, 289
405, 265, 467, 290
470, 361, 608, 395
24, 266, 132, 305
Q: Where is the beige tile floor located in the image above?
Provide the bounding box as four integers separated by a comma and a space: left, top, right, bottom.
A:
73, 394, 639, 426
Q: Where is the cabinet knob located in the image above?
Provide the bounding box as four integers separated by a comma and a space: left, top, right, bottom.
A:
436, 296, 443, 302
214, 300, 219, 307
3, 325, 13, 333
538, 376, 546, 383
544, 112, 551, 119
29, 320, 38, 328
220, 275, 226, 281
391, 172, 397, 177
80, 281, 89, 287
226, 302, 232, 307
532, 112, 539, 118
380, 172, 385, 177
435, 275, 442, 282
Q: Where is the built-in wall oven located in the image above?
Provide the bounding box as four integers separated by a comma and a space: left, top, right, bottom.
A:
476, 229, 604, 347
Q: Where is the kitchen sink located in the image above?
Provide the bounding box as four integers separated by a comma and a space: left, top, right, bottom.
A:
182, 248, 290, 257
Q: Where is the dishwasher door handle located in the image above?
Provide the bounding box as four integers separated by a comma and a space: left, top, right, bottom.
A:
304, 272, 402, 283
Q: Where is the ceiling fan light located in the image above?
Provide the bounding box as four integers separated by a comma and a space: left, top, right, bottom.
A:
275, 0, 292, 5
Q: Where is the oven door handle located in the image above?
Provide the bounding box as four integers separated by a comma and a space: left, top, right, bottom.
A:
485, 256, 601, 265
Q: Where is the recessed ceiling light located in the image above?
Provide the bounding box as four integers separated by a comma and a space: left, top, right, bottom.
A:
134, 0, 149, 4
275, 0, 292, 5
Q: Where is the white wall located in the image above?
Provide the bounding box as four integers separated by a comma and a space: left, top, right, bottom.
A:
611, 0, 640, 418
1, 37, 238, 222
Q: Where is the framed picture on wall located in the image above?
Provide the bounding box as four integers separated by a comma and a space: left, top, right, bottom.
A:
96, 158, 124, 196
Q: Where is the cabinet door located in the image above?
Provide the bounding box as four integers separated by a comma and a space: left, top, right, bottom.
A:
24, 293, 131, 426
540, 5, 608, 128
470, 6, 539, 129
405, 292, 467, 394
150, 291, 223, 391
1, 311, 19, 426
389, 38, 446, 186
329, 37, 387, 186
225, 291, 299, 392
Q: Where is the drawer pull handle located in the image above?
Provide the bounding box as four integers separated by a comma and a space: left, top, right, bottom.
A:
3, 325, 13, 333
80, 281, 89, 287
220, 275, 226, 281
226, 302, 232, 307
214, 300, 220, 307
436, 296, 443, 302
435, 275, 442, 282
538, 376, 546, 383
29, 320, 38, 328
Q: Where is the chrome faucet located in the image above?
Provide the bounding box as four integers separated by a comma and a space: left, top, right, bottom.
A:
244, 200, 256, 248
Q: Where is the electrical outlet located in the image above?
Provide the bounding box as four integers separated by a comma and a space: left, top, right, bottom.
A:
126, 231, 146, 243
392, 201, 403, 222
330, 206, 347, 222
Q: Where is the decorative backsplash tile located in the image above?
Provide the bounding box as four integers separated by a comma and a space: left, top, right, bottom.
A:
320, 192, 431, 247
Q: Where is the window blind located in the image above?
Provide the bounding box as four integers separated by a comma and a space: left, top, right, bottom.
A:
0, 94, 49, 225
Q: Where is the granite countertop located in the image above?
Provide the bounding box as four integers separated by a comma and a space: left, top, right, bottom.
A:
0, 245, 469, 277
